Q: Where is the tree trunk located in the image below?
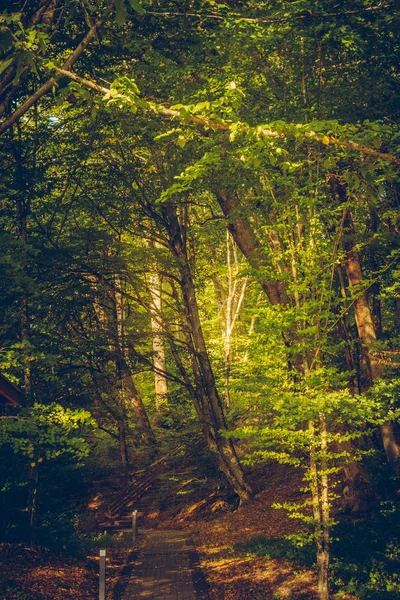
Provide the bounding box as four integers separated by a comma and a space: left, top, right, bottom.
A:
148, 271, 169, 410
372, 295, 383, 339
216, 190, 286, 305
163, 204, 253, 502
223, 232, 248, 409
28, 464, 38, 531
319, 414, 330, 600
119, 358, 156, 445
309, 419, 330, 600
328, 174, 400, 465
90, 270, 156, 448
216, 189, 308, 373
395, 297, 400, 331
113, 275, 156, 446
117, 411, 129, 477
14, 127, 32, 401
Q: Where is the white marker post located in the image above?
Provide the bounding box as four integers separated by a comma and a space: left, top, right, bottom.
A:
99, 549, 106, 600
132, 510, 138, 545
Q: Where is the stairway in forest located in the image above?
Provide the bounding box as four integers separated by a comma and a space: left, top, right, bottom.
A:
98, 439, 205, 533
105, 438, 211, 599
99, 477, 168, 533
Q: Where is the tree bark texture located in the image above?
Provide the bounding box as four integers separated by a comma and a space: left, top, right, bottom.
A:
309, 420, 330, 600
90, 272, 156, 448
163, 204, 253, 502
328, 174, 400, 465
113, 280, 156, 446
148, 271, 169, 410
223, 232, 248, 409
14, 130, 32, 400
216, 190, 286, 305
0, 3, 113, 136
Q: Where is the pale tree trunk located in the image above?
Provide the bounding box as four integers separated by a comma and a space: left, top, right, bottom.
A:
309, 419, 330, 600
319, 414, 330, 600
223, 231, 248, 409
328, 174, 400, 465
148, 271, 169, 410
243, 292, 263, 363
163, 204, 253, 502
216, 189, 308, 373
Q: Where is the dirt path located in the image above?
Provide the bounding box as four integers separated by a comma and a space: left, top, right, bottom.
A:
114, 529, 209, 600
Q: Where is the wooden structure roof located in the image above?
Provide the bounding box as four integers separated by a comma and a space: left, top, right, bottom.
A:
0, 373, 23, 406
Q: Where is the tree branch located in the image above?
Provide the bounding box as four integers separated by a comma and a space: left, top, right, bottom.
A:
0, 4, 112, 136
147, 3, 391, 24
24, 68, 400, 166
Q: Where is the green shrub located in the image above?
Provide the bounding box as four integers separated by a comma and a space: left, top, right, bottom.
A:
234, 534, 315, 566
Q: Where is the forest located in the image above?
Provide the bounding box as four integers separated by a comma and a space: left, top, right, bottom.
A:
0, 1, 399, 599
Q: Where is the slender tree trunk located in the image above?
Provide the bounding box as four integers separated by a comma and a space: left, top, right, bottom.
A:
216, 189, 308, 373
309, 420, 330, 600
328, 174, 400, 465
114, 278, 156, 445
395, 297, 400, 331
243, 292, 263, 363
336, 265, 362, 394
117, 409, 129, 477
372, 295, 383, 339
223, 232, 248, 409
90, 271, 156, 448
319, 414, 330, 600
163, 204, 253, 502
148, 271, 169, 410
14, 125, 32, 401
28, 463, 39, 534
216, 190, 286, 305
119, 359, 156, 445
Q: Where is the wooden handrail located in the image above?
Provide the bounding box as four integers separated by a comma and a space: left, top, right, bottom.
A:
105, 443, 187, 518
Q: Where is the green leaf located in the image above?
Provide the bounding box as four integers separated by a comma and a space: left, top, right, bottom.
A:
128, 0, 146, 15
114, 0, 127, 25
13, 53, 25, 84
0, 56, 13, 76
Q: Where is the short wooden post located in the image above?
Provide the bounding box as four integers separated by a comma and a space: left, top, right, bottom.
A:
132, 509, 138, 545
99, 549, 106, 600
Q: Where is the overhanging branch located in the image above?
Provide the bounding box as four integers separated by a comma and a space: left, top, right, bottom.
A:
52, 68, 400, 166
147, 3, 391, 24
0, 3, 113, 136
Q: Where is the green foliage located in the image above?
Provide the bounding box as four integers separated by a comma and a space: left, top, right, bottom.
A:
234, 533, 315, 566
0, 404, 95, 464
0, 3, 399, 596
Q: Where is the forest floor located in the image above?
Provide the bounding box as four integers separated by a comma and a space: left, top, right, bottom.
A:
157, 462, 320, 600
0, 457, 359, 600
0, 542, 98, 599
